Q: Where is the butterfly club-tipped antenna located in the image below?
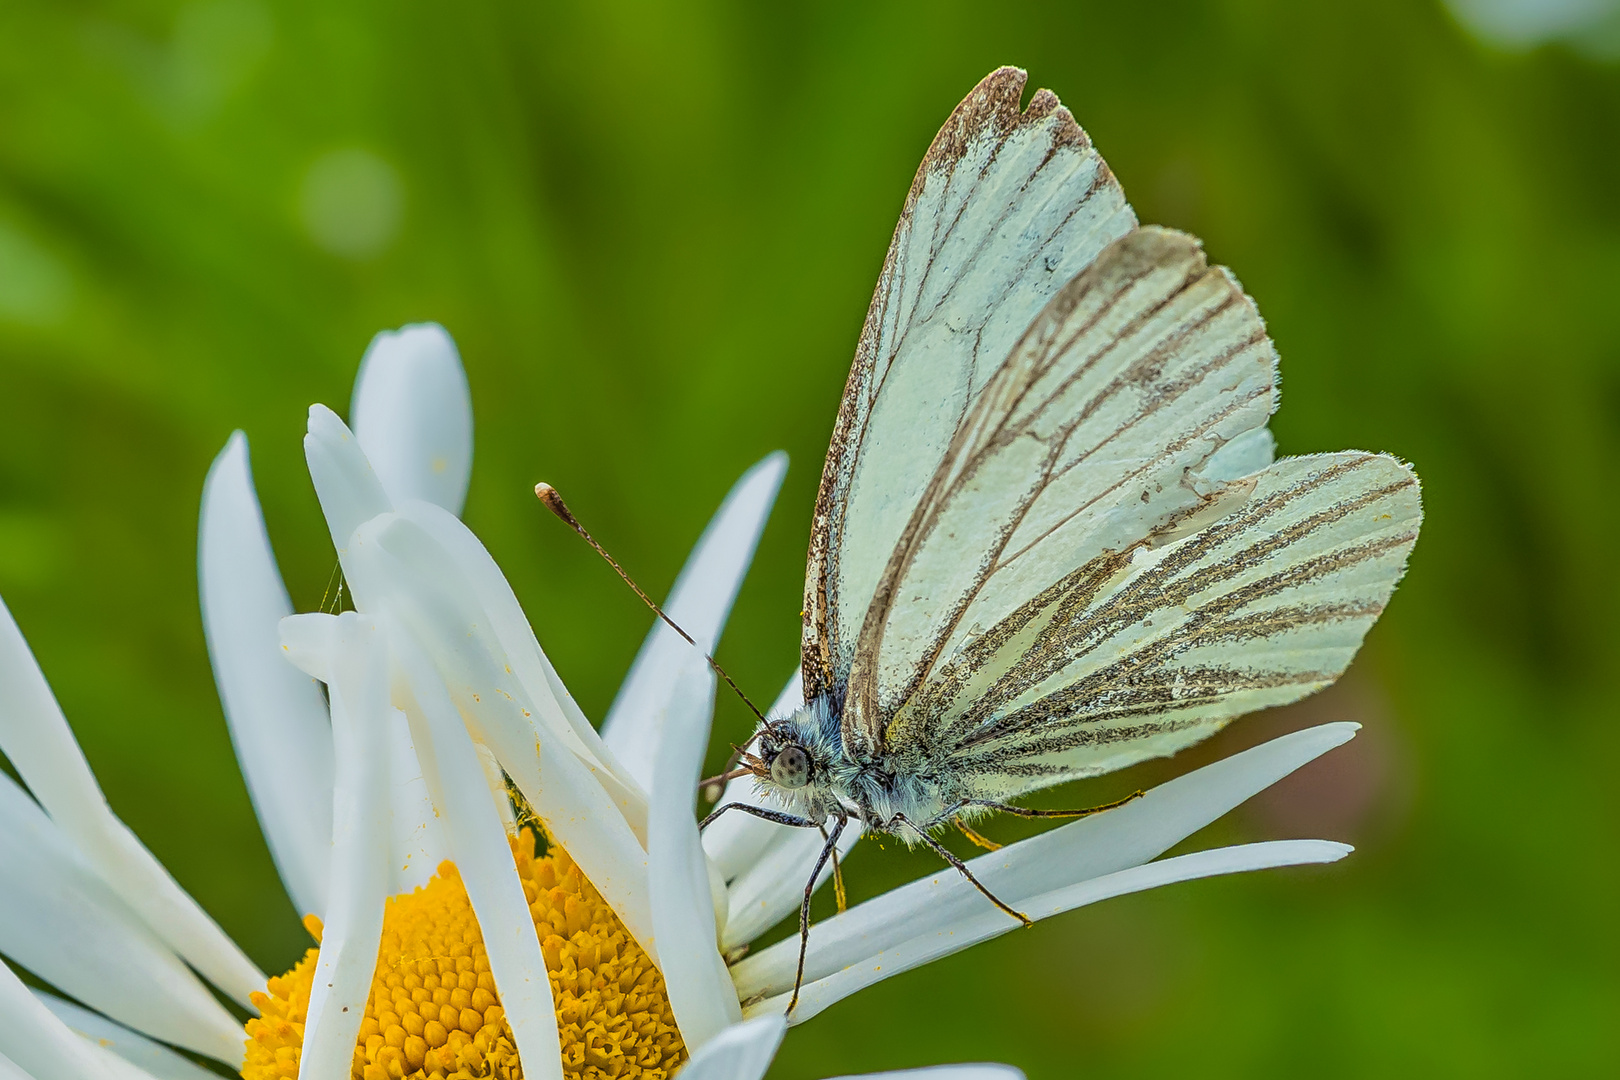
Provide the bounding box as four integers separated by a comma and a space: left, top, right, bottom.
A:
535, 481, 779, 742
699, 745, 769, 798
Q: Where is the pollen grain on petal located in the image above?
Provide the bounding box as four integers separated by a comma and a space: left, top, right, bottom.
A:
242, 830, 685, 1080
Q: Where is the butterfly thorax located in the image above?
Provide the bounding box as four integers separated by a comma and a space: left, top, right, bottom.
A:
753, 697, 973, 841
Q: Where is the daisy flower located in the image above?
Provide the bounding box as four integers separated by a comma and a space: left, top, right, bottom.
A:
0, 323, 1355, 1080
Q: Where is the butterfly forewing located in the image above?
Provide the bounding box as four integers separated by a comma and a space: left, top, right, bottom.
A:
804, 67, 1137, 720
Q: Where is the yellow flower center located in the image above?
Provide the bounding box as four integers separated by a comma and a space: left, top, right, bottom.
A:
242, 830, 685, 1080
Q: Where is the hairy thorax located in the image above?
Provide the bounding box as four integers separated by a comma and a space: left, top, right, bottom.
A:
754, 699, 971, 841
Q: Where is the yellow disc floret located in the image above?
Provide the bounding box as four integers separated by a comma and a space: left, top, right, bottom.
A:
242, 830, 685, 1080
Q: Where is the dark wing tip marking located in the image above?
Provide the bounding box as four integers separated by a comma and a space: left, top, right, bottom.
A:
923, 67, 1096, 177
925, 67, 1028, 171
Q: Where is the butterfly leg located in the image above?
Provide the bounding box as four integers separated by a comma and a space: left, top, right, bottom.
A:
817, 821, 849, 912
789, 813, 848, 1016
698, 801, 820, 832
894, 814, 1031, 929
954, 790, 1145, 821
954, 819, 1003, 851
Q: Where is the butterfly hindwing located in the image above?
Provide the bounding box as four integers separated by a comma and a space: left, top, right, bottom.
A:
848, 226, 1281, 755
803, 67, 1137, 720
932, 451, 1421, 796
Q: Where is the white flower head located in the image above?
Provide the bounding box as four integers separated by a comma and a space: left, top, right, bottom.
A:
0, 323, 1355, 1080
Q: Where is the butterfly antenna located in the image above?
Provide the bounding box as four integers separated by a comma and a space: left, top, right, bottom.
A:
535, 482, 773, 729
702, 737, 769, 802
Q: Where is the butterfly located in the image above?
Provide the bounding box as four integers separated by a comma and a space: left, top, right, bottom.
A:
695, 65, 1422, 1011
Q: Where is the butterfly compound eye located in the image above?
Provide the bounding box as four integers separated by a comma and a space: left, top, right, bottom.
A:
770, 745, 812, 789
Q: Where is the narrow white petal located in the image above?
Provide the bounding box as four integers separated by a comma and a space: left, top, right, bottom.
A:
352, 513, 656, 947
303, 404, 393, 560
399, 499, 646, 810
702, 671, 803, 882
300, 615, 393, 1080
200, 433, 333, 919
477, 742, 519, 834
277, 612, 339, 683
34, 992, 220, 1080
748, 840, 1350, 1023
0, 960, 158, 1080
831, 1068, 1025, 1080
389, 625, 563, 1080
350, 324, 474, 516
602, 454, 787, 790
672, 1016, 784, 1080
578, 755, 649, 849
73, 1043, 160, 1080
0, 597, 265, 1005
0, 1049, 30, 1080
0, 774, 243, 1060
384, 710, 450, 892
732, 723, 1358, 1000
648, 657, 741, 1049
719, 818, 860, 951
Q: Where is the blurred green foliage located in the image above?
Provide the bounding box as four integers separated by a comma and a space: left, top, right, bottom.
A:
1, 1, 1617, 1076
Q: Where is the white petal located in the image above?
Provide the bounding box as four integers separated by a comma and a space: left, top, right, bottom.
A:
702, 671, 803, 882
747, 840, 1350, 1023
0, 959, 158, 1080
200, 433, 333, 919
0, 1049, 29, 1080
388, 624, 563, 1080
384, 709, 450, 892
352, 512, 656, 947
277, 612, 338, 682
350, 324, 474, 516
303, 404, 393, 561
602, 453, 787, 790
648, 657, 741, 1049
0, 774, 243, 1060
719, 816, 860, 951
477, 741, 519, 834
398, 499, 646, 813
72, 1044, 159, 1080
275, 608, 443, 892
672, 1016, 784, 1080
731, 722, 1358, 1001
34, 992, 219, 1080
0, 597, 265, 1006
300, 615, 394, 1080
831, 1068, 1025, 1080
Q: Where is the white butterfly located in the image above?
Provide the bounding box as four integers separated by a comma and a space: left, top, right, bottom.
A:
703, 66, 1421, 1006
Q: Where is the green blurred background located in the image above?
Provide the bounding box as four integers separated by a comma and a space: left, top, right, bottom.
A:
2, 1, 1617, 1076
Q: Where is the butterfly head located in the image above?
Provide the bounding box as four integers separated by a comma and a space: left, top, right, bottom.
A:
756, 724, 819, 791
750, 698, 850, 818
